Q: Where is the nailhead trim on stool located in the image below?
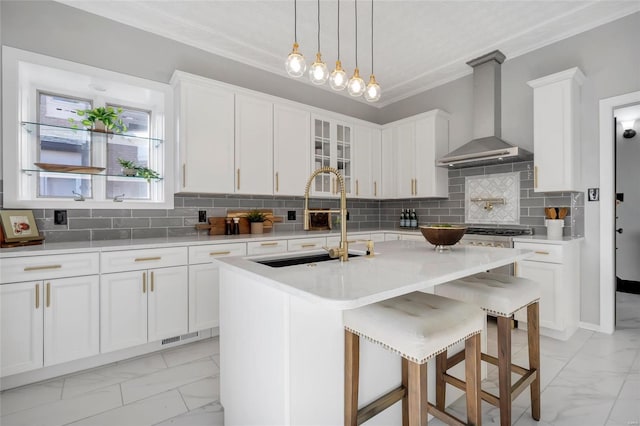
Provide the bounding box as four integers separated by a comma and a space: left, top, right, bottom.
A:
344, 291, 485, 426
435, 273, 542, 426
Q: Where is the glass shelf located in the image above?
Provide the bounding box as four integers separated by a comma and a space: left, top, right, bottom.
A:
21, 121, 164, 145
22, 168, 163, 181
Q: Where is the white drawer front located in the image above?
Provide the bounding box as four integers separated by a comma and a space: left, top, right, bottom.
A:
369, 233, 386, 242
189, 243, 247, 264
247, 240, 287, 256
287, 237, 326, 252
0, 253, 99, 284
514, 242, 564, 263
101, 247, 188, 273
327, 235, 369, 250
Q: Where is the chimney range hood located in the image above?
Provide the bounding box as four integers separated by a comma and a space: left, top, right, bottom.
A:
437, 50, 532, 168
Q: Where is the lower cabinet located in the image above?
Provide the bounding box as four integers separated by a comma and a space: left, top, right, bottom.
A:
100, 266, 188, 353
1, 276, 99, 377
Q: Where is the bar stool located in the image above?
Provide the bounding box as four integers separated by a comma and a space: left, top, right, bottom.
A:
344, 291, 485, 426
435, 273, 541, 426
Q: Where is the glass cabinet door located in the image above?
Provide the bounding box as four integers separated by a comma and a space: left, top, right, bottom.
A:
311, 117, 353, 196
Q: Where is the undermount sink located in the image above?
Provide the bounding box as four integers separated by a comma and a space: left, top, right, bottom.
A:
255, 252, 362, 268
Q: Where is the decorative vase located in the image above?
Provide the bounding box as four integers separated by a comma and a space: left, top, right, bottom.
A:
250, 222, 264, 234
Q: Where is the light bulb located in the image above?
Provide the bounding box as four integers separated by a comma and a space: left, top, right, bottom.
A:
285, 43, 306, 77
309, 53, 329, 85
329, 60, 348, 91
364, 74, 381, 102
347, 68, 365, 97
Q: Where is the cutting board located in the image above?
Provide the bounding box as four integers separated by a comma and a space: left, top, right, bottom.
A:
194, 210, 283, 235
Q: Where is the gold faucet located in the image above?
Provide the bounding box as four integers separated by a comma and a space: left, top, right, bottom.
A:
303, 166, 349, 262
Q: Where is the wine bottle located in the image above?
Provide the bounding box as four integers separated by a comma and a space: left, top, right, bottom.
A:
410, 209, 418, 228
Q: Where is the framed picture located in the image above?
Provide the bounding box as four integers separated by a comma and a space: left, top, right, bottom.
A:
0, 210, 42, 242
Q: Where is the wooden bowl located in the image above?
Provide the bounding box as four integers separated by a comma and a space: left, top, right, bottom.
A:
419, 226, 467, 250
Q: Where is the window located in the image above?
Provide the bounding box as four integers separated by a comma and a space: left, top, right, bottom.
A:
2, 47, 174, 209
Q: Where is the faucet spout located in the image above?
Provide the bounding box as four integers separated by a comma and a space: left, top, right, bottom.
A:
303, 167, 349, 262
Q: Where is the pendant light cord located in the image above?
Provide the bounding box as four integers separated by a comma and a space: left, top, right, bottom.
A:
317, 0, 321, 52
370, 0, 374, 73
337, 0, 340, 60
355, 0, 358, 68
294, 0, 298, 43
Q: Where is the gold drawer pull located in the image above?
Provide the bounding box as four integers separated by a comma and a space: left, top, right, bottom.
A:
35, 283, 40, 309
209, 251, 231, 256
135, 256, 162, 262
260, 242, 279, 247
534, 251, 550, 255
46, 282, 51, 308
24, 264, 62, 272
301, 244, 316, 248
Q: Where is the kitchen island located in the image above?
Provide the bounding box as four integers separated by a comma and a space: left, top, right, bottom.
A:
218, 240, 532, 426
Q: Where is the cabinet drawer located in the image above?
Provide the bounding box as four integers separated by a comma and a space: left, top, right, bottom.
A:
514, 242, 563, 263
327, 235, 368, 250
247, 240, 287, 256
0, 253, 99, 284
189, 243, 247, 264
288, 237, 326, 252
101, 247, 188, 273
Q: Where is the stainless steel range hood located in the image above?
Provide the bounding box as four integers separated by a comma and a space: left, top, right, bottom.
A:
437, 50, 532, 168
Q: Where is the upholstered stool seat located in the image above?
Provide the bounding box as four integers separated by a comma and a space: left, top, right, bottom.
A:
343, 291, 485, 426
435, 273, 541, 426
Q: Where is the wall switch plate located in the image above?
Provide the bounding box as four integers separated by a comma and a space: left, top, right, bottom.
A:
54, 210, 67, 225
287, 211, 296, 220
198, 210, 207, 222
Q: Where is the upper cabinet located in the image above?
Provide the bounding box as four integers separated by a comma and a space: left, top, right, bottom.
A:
353, 125, 381, 198
311, 116, 354, 197
528, 68, 585, 193
235, 94, 274, 195
172, 72, 235, 194
382, 110, 450, 198
273, 104, 310, 196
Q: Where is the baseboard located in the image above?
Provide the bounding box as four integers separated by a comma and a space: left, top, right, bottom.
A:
579, 321, 605, 333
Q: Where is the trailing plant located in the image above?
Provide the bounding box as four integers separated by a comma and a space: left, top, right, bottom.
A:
117, 158, 160, 182
69, 106, 128, 133
245, 210, 269, 223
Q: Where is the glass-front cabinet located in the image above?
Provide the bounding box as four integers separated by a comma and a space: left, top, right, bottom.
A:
311, 116, 352, 197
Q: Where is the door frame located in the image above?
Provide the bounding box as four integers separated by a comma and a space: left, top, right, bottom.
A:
599, 90, 640, 334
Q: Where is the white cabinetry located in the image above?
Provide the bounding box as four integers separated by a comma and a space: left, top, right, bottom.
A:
287, 237, 326, 252
188, 243, 247, 332
247, 240, 288, 256
311, 116, 353, 196
100, 248, 188, 353
527, 68, 585, 192
380, 128, 397, 198
353, 125, 381, 198
172, 71, 235, 194
235, 94, 274, 195
274, 104, 310, 196
1, 253, 100, 377
514, 240, 581, 340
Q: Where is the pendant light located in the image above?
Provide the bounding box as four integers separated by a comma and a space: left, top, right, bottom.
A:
285, 0, 306, 78
329, 0, 348, 91
347, 0, 365, 97
364, 0, 381, 102
309, 0, 329, 84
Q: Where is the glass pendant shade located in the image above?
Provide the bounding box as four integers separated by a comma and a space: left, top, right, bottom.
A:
285, 43, 307, 77
329, 60, 348, 90
347, 68, 365, 97
364, 74, 381, 102
309, 53, 330, 84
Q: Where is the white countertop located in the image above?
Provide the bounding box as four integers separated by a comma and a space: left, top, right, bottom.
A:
218, 240, 533, 310
512, 235, 584, 245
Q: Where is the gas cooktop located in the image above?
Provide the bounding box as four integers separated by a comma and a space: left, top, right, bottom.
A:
464, 227, 532, 237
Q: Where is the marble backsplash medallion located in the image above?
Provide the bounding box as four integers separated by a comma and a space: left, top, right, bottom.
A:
465, 172, 520, 225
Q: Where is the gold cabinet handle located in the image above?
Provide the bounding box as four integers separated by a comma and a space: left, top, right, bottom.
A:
534, 251, 550, 255
46, 282, 51, 308
260, 242, 279, 247
514, 262, 518, 276
35, 283, 40, 309
237, 169, 240, 190
151, 271, 155, 292
182, 164, 186, 188
135, 256, 161, 262
356, 180, 359, 196
301, 243, 316, 248
414, 178, 417, 195
24, 265, 61, 272
143, 272, 147, 293
534, 166, 538, 189
374, 181, 377, 197
209, 250, 231, 256
411, 179, 415, 195
275, 172, 279, 192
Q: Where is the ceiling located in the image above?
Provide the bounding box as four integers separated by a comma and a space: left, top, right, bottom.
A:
57, 0, 640, 108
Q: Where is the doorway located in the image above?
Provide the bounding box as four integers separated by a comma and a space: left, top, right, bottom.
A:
599, 91, 640, 334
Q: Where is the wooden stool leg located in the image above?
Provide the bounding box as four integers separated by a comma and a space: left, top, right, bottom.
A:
345, 330, 360, 426
402, 358, 409, 426
407, 361, 428, 426
527, 302, 541, 421
497, 316, 512, 426
465, 334, 482, 426
435, 350, 447, 410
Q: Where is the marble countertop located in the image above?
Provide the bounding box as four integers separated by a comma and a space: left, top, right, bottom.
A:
218, 239, 534, 310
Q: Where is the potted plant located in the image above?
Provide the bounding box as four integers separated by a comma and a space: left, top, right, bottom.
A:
245, 210, 270, 234
68, 106, 128, 134
117, 158, 160, 182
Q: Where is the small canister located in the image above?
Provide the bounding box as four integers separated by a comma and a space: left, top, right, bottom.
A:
225, 218, 233, 235
233, 217, 240, 235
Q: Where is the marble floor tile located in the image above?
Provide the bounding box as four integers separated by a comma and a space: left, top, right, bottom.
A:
161, 338, 219, 368
0, 378, 64, 416
120, 358, 218, 404
531, 384, 616, 426
618, 373, 640, 400
607, 398, 640, 426
68, 389, 187, 426
62, 354, 168, 399
154, 402, 224, 426
0, 384, 121, 426
178, 376, 220, 411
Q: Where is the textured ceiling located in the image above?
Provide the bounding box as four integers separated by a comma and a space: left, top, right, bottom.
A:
57, 0, 640, 108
